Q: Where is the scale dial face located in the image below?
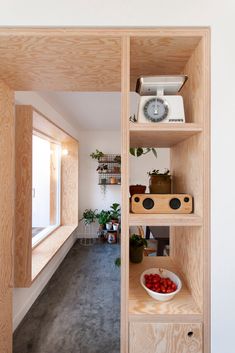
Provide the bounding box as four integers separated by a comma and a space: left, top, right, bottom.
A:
143, 97, 169, 122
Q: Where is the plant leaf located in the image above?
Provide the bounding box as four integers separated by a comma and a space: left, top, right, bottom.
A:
136, 147, 143, 157
151, 148, 158, 159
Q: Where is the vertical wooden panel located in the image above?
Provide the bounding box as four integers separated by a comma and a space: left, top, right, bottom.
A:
15, 105, 33, 287
50, 142, 58, 224
171, 31, 211, 353
120, 35, 130, 353
61, 139, 79, 226
0, 80, 14, 353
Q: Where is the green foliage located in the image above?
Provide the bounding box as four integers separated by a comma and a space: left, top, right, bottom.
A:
115, 257, 121, 267
90, 149, 104, 160
129, 234, 148, 248
148, 168, 170, 176
129, 147, 158, 158
80, 209, 97, 225
96, 210, 111, 225
110, 203, 121, 220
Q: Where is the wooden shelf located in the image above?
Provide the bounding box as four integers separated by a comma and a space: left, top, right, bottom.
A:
130, 123, 202, 148
129, 213, 202, 227
129, 257, 202, 321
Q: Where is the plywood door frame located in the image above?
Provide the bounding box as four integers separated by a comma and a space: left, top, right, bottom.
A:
0, 80, 14, 353
0, 27, 210, 353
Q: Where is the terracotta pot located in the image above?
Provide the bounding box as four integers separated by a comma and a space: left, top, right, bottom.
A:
129, 184, 146, 197
149, 174, 171, 194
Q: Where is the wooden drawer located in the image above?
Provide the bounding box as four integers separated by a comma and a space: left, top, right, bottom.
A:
129, 322, 202, 353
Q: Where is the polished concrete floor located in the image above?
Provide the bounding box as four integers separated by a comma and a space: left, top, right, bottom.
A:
13, 241, 120, 353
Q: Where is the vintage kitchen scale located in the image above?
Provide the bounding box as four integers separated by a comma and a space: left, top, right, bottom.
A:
136, 75, 188, 123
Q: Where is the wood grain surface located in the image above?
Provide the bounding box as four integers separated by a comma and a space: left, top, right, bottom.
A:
0, 80, 14, 353
32, 225, 76, 281
130, 123, 202, 148
15, 106, 33, 287
129, 322, 202, 353
129, 213, 202, 227
130, 36, 201, 91
0, 34, 121, 91
120, 35, 130, 353
61, 139, 79, 226
129, 257, 201, 320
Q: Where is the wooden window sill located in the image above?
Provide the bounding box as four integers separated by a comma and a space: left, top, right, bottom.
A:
32, 225, 77, 282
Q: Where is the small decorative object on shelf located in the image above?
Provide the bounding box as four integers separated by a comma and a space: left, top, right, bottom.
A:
129, 184, 146, 197
148, 169, 171, 194
129, 234, 147, 263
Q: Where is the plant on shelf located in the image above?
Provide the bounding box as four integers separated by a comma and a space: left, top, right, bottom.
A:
129, 234, 148, 263
130, 147, 158, 159
110, 203, 121, 222
114, 155, 121, 164
90, 149, 104, 161
147, 169, 171, 194
80, 209, 98, 225
96, 210, 111, 229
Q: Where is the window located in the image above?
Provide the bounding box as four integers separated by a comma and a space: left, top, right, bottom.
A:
32, 133, 61, 247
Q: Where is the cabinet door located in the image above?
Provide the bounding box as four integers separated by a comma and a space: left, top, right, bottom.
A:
129, 322, 202, 353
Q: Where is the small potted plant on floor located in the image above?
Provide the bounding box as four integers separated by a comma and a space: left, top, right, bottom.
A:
96, 210, 111, 231
80, 209, 97, 225
148, 169, 171, 194
129, 234, 147, 263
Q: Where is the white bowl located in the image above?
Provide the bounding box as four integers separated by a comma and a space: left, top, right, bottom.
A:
140, 268, 182, 302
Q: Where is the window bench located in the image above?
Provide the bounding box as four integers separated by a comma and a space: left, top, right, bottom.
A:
32, 225, 77, 282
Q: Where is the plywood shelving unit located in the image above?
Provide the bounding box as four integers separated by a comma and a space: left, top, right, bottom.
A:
125, 28, 210, 353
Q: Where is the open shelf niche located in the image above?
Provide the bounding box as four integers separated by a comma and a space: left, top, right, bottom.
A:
121, 28, 210, 353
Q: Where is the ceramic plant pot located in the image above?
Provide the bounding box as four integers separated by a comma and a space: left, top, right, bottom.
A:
129, 184, 146, 197
149, 174, 171, 194
106, 222, 113, 231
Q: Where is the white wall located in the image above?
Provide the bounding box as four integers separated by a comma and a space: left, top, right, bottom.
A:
3, 2, 235, 351
14, 92, 80, 330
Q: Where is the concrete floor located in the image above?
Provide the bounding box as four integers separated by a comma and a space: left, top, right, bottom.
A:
13, 241, 120, 353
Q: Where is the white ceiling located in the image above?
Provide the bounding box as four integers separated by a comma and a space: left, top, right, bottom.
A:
38, 92, 123, 131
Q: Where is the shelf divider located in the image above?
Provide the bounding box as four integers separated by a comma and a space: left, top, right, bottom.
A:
129, 213, 202, 227
130, 123, 202, 148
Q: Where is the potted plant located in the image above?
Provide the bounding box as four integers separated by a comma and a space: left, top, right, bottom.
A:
110, 203, 121, 223
90, 149, 104, 161
129, 234, 147, 263
129, 184, 146, 197
96, 210, 111, 230
148, 169, 171, 194
80, 209, 97, 225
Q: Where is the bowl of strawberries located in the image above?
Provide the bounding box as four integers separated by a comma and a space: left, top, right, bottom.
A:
140, 268, 182, 302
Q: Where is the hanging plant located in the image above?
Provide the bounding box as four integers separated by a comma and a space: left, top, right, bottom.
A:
90, 149, 104, 160
129, 147, 158, 158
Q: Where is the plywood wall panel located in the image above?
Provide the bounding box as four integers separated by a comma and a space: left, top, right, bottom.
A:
0, 34, 121, 91
15, 106, 33, 287
0, 80, 14, 353
61, 139, 79, 226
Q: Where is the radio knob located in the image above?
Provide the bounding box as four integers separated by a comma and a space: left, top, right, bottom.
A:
143, 198, 155, 210
169, 198, 181, 210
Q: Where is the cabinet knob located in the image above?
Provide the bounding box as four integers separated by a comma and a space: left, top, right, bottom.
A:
187, 331, 194, 338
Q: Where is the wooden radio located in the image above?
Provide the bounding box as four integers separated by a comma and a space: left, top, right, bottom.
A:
131, 194, 193, 214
